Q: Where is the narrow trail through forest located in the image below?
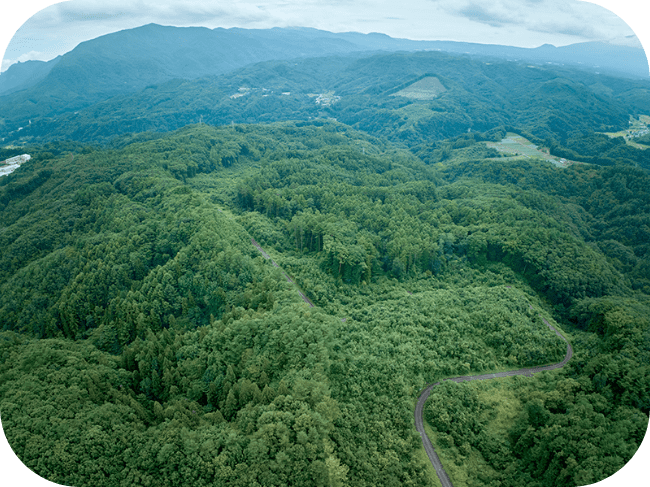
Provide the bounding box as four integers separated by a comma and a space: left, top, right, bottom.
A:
248, 235, 573, 487
415, 313, 573, 487
251, 238, 314, 307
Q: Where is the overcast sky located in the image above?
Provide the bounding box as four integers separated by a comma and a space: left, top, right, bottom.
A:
1, 0, 649, 72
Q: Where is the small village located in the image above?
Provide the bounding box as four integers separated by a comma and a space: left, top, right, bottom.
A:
624, 115, 650, 139
625, 127, 649, 139
228, 87, 341, 106
603, 115, 650, 148
308, 91, 341, 106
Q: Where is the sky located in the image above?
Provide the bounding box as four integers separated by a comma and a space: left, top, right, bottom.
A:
1, 0, 649, 72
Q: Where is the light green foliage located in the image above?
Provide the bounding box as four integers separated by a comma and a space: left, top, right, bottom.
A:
390, 76, 447, 100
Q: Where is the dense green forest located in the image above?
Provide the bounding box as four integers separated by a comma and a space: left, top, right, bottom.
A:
1, 120, 648, 486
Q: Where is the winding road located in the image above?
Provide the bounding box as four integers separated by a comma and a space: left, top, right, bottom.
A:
248, 235, 574, 487
414, 316, 573, 487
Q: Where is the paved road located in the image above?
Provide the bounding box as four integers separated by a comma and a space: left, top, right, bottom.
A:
414, 315, 573, 487
250, 232, 573, 486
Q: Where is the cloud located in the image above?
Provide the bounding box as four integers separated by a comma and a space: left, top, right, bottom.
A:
530, 21, 603, 40
441, 0, 632, 42
31, 0, 272, 28
457, 3, 509, 28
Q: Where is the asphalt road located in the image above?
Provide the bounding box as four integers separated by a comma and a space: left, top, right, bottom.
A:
414, 314, 573, 487
250, 235, 573, 487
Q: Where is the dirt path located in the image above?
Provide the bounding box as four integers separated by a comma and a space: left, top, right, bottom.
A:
415, 311, 572, 487
251, 238, 314, 307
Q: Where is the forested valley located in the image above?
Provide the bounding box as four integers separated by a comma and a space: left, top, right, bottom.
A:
1, 40, 650, 487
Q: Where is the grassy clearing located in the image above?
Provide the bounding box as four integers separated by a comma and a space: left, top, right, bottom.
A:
475, 379, 523, 436
393, 103, 447, 137
421, 378, 522, 487
625, 140, 648, 150
395, 103, 439, 121
391, 77, 447, 100
424, 418, 499, 487
485, 132, 572, 167
486, 133, 547, 158
423, 421, 464, 487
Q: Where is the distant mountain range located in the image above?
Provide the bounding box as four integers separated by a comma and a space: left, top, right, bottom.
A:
0, 24, 648, 147
0, 56, 61, 96
0, 24, 647, 102
5, 48, 646, 152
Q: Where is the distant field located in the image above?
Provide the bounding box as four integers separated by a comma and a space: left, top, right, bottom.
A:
391, 76, 446, 100
626, 140, 649, 150
485, 133, 572, 167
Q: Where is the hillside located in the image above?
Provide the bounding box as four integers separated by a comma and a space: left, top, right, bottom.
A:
0, 57, 61, 96
0, 122, 648, 486
0, 23, 647, 135
0, 24, 363, 126
6, 49, 650, 170
0, 52, 639, 141
1, 20, 650, 487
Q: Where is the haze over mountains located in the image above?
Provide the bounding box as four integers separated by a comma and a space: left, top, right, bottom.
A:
2, 50, 639, 151
1, 23, 649, 158
0, 23, 647, 101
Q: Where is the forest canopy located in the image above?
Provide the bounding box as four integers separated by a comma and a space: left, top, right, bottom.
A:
1, 119, 649, 486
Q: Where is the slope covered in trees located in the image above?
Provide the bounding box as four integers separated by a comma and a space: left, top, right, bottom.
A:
1, 122, 648, 486
6, 50, 650, 171
1, 23, 646, 129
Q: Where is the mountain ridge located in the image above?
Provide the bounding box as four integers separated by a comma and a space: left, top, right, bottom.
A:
3, 50, 642, 154
1, 23, 646, 102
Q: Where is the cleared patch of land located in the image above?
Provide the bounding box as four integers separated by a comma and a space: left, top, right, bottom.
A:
391, 76, 447, 100
485, 133, 575, 167
477, 381, 523, 433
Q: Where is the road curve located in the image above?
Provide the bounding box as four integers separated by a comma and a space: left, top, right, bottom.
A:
415, 316, 573, 487
250, 233, 573, 486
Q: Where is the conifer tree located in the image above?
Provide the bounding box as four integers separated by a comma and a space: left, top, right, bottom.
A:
223, 389, 238, 421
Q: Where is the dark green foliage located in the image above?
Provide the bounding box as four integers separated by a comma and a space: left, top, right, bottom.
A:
1, 120, 648, 487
